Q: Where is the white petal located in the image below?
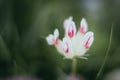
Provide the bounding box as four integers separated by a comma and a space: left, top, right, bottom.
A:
72, 21, 76, 34
64, 17, 76, 38
83, 32, 94, 48
62, 37, 74, 59
54, 28, 59, 38
63, 16, 73, 29
72, 32, 83, 48
80, 18, 88, 34
62, 37, 69, 53
46, 34, 54, 45
75, 32, 93, 56
55, 40, 64, 54
55, 40, 74, 59
62, 37, 72, 53
87, 35, 94, 48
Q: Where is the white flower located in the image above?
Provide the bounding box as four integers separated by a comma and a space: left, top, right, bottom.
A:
46, 17, 94, 59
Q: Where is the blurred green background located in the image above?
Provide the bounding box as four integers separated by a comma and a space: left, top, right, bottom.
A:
0, 0, 120, 80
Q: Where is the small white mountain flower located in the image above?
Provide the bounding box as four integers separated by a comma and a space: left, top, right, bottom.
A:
46, 17, 94, 59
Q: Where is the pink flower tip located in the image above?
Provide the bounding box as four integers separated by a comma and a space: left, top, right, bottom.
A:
46, 29, 60, 45
80, 18, 88, 34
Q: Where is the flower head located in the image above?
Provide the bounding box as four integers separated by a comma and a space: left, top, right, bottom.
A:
46, 17, 94, 59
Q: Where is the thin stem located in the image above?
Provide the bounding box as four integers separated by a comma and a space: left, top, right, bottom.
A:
95, 23, 114, 80
72, 59, 77, 75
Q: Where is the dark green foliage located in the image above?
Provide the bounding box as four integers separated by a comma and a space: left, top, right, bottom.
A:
0, 0, 120, 80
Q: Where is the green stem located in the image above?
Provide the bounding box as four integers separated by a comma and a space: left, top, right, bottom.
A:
72, 59, 77, 75
95, 23, 114, 80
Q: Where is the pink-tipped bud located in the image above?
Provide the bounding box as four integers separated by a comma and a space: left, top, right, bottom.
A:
80, 18, 88, 34
63, 16, 73, 29
46, 34, 54, 45
46, 29, 60, 45
66, 21, 76, 38
63, 17, 76, 38
84, 32, 94, 49
62, 37, 71, 53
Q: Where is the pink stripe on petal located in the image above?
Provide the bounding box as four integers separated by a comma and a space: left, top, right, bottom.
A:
65, 43, 69, 53
84, 32, 94, 49
62, 37, 71, 54
84, 36, 91, 48
67, 22, 76, 38
68, 29, 74, 38
87, 36, 94, 48
65, 48, 69, 53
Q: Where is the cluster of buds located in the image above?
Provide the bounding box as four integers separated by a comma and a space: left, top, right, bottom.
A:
46, 17, 94, 59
